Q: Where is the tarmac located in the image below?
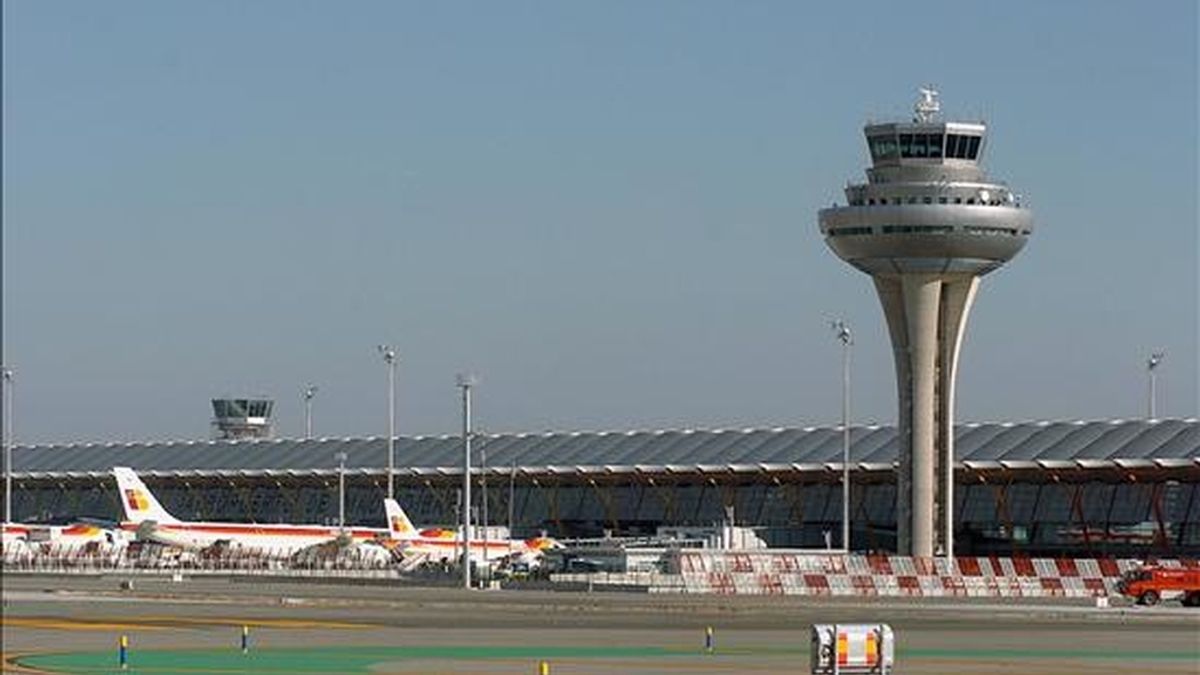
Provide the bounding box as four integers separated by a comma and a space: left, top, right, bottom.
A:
2, 573, 1197, 673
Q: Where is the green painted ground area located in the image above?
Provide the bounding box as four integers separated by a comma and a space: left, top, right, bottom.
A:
17, 644, 1199, 673
908, 647, 1198, 661
18, 645, 691, 674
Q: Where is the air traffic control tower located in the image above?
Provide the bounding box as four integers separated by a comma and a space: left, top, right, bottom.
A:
818, 89, 1033, 557
211, 398, 274, 440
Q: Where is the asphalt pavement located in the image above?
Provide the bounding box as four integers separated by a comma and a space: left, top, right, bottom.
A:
3, 573, 1197, 674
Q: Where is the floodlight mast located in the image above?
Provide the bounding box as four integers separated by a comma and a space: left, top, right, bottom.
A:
378, 346, 397, 499
481, 444, 488, 574
304, 385, 318, 440
335, 451, 348, 531
508, 459, 517, 537
1147, 352, 1165, 420
832, 321, 852, 553
456, 373, 478, 589
2, 367, 13, 525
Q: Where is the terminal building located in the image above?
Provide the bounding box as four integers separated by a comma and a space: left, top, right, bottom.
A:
6, 417, 1198, 557
4, 92, 1195, 559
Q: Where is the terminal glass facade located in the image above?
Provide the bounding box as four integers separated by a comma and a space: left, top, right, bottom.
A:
7, 471, 1197, 558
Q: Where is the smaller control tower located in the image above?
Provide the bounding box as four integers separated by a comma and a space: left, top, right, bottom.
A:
211, 398, 274, 440
818, 89, 1033, 557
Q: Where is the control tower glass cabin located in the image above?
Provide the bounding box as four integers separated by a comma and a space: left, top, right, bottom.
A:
818, 90, 1033, 557
211, 398, 274, 440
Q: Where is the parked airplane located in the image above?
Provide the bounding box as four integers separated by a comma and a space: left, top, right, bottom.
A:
113, 467, 387, 556
26, 522, 125, 547
1, 524, 30, 559
2, 522, 30, 551
384, 497, 559, 566
5, 520, 124, 547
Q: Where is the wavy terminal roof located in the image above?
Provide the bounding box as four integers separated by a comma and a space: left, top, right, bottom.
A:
11, 418, 1197, 479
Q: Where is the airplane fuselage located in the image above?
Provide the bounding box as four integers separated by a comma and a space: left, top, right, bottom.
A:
395, 527, 556, 565
399, 537, 523, 562
120, 521, 387, 553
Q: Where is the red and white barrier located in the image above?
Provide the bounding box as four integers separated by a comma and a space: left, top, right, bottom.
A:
672, 552, 1196, 597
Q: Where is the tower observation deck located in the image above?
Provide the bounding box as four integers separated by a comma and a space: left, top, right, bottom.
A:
211, 398, 274, 440
818, 88, 1033, 557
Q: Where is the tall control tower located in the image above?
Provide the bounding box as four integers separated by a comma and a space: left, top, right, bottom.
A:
818, 89, 1033, 557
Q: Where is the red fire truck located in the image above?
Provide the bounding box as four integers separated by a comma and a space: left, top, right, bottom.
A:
1116, 566, 1200, 606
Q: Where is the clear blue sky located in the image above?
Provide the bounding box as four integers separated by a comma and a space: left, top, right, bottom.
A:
3, 1, 1196, 444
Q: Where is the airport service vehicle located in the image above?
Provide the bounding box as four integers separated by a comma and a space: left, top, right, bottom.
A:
811, 624, 895, 674
384, 497, 560, 566
113, 467, 387, 556
1116, 565, 1200, 606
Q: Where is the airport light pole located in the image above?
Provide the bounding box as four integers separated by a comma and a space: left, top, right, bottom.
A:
832, 320, 852, 553
1147, 352, 1165, 420
335, 451, 348, 532
472, 444, 482, 569
508, 459, 517, 538
304, 385, 318, 440
457, 373, 477, 589
3, 367, 12, 524
378, 346, 397, 499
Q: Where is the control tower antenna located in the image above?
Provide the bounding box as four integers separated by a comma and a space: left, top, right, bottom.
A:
914, 86, 940, 123
818, 88, 1034, 558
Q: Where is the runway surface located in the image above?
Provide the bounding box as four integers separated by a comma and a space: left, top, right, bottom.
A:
3, 574, 1197, 673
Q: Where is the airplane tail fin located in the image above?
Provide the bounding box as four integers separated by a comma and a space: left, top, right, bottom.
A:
112, 467, 180, 524
525, 535, 564, 552
384, 498, 417, 540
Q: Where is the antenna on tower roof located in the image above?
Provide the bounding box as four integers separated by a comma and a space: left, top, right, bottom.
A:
914, 86, 940, 122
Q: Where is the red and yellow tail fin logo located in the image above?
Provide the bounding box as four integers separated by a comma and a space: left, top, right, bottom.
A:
525, 537, 561, 551
390, 515, 412, 534
124, 488, 150, 512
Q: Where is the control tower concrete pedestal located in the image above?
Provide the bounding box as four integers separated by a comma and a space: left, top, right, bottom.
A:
818, 89, 1033, 557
